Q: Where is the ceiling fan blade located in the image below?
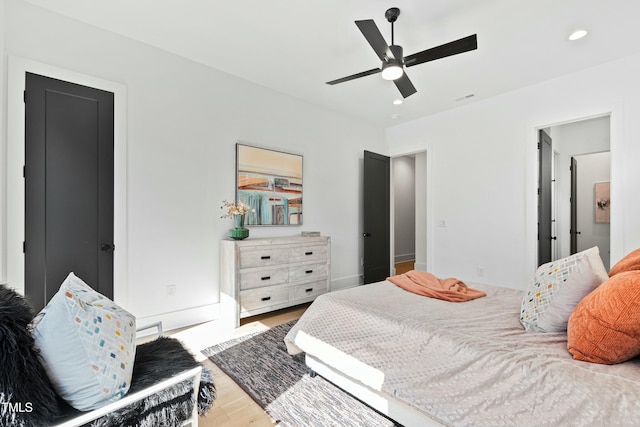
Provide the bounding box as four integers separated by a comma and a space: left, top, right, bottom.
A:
404, 34, 477, 67
394, 72, 417, 98
355, 19, 394, 61
326, 68, 382, 85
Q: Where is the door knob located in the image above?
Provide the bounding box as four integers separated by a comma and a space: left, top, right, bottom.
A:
363, 232, 371, 238
101, 244, 115, 252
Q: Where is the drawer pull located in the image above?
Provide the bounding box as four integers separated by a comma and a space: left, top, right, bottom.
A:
305, 288, 313, 292
261, 296, 271, 302
305, 251, 313, 255
261, 276, 271, 281
305, 270, 313, 274
261, 255, 271, 260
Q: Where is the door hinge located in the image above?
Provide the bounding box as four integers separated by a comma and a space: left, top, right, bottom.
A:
537, 142, 541, 149
23, 241, 26, 253
23, 165, 26, 178
23, 90, 27, 103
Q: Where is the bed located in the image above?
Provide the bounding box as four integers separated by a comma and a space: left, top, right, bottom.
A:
284, 280, 640, 426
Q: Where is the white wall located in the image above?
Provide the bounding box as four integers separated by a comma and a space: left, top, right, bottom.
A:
387, 52, 640, 289
414, 152, 428, 272
0, 0, 6, 283
0, 0, 386, 329
392, 156, 415, 263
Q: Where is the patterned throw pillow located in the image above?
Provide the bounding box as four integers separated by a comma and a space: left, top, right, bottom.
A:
520, 247, 608, 332
32, 273, 136, 411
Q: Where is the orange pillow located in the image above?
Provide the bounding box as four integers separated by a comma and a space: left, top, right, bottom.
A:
567, 271, 640, 364
609, 248, 640, 277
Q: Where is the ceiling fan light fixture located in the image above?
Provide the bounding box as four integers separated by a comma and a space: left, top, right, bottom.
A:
381, 62, 403, 80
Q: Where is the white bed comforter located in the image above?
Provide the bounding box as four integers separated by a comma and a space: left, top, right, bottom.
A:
284, 281, 640, 426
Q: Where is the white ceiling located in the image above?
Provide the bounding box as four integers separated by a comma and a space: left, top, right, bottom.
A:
22, 0, 640, 127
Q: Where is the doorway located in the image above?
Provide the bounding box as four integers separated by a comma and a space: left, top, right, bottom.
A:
25, 73, 115, 311
392, 151, 427, 275
6, 57, 127, 305
537, 115, 611, 269
571, 152, 611, 270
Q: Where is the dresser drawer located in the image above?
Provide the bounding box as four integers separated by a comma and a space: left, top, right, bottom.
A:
239, 266, 289, 290
289, 281, 327, 301
239, 247, 288, 268
240, 286, 289, 312
289, 262, 328, 283
289, 244, 328, 263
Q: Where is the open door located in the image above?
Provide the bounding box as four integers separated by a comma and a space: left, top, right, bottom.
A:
570, 156, 578, 254
363, 150, 390, 284
538, 130, 553, 266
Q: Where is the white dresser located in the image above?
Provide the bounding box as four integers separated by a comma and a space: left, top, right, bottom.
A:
220, 236, 331, 327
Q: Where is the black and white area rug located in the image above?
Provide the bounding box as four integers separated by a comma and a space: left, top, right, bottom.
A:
201, 321, 398, 427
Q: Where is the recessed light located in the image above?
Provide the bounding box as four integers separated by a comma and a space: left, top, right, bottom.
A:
393, 99, 403, 105
391, 114, 400, 119
568, 29, 588, 41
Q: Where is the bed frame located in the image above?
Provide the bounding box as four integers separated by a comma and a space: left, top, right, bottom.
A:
306, 355, 443, 427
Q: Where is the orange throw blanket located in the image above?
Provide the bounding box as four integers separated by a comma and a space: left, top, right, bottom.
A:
388, 270, 486, 302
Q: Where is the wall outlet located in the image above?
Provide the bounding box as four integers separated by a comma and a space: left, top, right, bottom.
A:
167, 285, 177, 296
477, 266, 485, 276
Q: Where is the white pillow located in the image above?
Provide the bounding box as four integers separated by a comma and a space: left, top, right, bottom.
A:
520, 247, 608, 332
32, 273, 136, 411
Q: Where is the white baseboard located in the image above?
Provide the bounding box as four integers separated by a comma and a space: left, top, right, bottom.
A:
330, 275, 363, 292
394, 253, 416, 263
137, 303, 219, 336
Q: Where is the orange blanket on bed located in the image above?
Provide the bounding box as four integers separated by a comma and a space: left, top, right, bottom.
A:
387, 270, 486, 302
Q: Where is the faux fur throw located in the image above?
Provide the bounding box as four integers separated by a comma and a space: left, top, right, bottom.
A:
388, 270, 486, 302
0, 284, 60, 426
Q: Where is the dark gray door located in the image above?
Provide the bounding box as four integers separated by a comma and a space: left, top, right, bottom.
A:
363, 150, 390, 284
538, 130, 553, 266
25, 73, 114, 311
570, 156, 578, 254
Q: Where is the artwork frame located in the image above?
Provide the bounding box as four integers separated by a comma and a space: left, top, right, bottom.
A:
594, 181, 610, 224
236, 143, 303, 226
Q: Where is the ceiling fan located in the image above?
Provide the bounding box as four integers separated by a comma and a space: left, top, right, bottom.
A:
326, 7, 478, 98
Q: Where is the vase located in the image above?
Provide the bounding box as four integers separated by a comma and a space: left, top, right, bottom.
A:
229, 214, 249, 240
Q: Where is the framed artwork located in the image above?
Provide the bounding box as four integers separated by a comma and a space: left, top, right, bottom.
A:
236, 143, 303, 225
594, 182, 610, 224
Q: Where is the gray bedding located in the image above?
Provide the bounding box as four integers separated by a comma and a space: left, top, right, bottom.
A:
284, 280, 640, 426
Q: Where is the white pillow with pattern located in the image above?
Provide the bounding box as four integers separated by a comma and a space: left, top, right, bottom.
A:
520, 247, 608, 332
32, 272, 136, 410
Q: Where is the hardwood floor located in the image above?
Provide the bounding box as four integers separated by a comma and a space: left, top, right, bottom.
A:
169, 304, 310, 426
395, 260, 415, 275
